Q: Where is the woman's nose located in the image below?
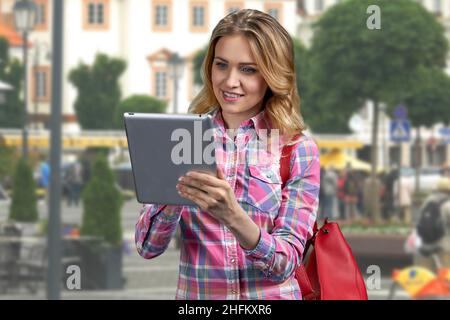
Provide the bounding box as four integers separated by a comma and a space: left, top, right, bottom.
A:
224, 69, 240, 88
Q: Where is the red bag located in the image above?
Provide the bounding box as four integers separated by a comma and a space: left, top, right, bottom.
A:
280, 136, 368, 300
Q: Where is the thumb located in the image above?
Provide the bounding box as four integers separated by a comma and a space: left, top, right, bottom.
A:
217, 166, 225, 180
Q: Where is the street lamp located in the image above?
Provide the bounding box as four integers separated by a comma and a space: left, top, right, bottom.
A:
33, 41, 51, 129
168, 52, 184, 114
13, 0, 37, 160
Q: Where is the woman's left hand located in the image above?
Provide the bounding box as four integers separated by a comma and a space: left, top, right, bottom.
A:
176, 168, 242, 225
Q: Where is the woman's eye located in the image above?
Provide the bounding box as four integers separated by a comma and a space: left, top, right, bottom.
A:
241, 67, 256, 74
215, 62, 227, 69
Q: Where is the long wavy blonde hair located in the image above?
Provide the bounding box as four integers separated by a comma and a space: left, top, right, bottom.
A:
189, 9, 305, 143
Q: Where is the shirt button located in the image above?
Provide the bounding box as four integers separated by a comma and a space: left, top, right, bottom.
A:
231, 290, 237, 294
231, 258, 236, 264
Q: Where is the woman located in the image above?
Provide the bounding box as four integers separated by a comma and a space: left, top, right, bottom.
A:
135, 9, 320, 300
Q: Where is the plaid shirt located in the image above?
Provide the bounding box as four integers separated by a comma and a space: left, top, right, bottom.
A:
135, 108, 320, 300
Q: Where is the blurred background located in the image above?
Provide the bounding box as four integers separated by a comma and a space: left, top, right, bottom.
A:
1, 0, 450, 300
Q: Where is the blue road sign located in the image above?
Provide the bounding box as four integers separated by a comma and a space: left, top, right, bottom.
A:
390, 119, 411, 142
393, 105, 408, 119
439, 127, 450, 144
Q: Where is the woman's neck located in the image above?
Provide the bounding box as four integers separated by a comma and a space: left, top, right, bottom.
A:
220, 106, 262, 131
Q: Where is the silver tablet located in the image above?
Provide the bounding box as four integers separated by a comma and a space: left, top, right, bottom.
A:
124, 112, 217, 206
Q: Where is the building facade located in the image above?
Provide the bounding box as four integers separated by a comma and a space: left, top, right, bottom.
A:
0, 0, 297, 131
296, 0, 450, 169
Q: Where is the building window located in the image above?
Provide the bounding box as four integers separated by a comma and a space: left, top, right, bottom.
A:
83, 0, 110, 30
155, 71, 167, 99
433, 0, 442, 15
156, 5, 168, 25
315, 0, 324, 12
153, 0, 172, 32
264, 2, 283, 24
225, 1, 244, 15
190, 1, 208, 32
193, 6, 205, 26
34, 0, 48, 31
32, 66, 51, 102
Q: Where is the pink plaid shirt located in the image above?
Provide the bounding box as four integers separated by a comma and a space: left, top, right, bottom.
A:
135, 108, 320, 300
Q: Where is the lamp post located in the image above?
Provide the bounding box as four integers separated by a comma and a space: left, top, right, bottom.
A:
13, 0, 37, 160
33, 41, 51, 129
168, 53, 184, 114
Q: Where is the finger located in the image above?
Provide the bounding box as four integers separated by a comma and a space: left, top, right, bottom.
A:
178, 185, 213, 209
216, 166, 226, 180
178, 178, 223, 200
186, 171, 227, 188
178, 188, 208, 210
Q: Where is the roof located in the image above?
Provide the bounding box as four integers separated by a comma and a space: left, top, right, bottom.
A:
0, 19, 25, 47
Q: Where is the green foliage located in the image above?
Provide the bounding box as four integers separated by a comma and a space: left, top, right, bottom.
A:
399, 67, 450, 127
81, 155, 123, 247
0, 146, 18, 184
193, 47, 207, 86
9, 158, 38, 222
114, 94, 167, 129
68, 54, 127, 129
308, 0, 449, 130
0, 37, 24, 128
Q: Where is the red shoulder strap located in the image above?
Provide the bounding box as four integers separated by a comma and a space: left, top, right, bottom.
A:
280, 134, 301, 188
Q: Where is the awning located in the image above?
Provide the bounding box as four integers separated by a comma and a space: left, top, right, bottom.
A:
0, 134, 128, 149
320, 149, 372, 172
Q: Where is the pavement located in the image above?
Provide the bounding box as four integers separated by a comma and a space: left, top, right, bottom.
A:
0, 198, 410, 300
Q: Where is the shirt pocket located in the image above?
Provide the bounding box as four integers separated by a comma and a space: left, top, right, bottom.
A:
245, 165, 282, 214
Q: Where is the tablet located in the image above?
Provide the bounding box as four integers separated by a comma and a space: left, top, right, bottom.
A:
123, 112, 217, 206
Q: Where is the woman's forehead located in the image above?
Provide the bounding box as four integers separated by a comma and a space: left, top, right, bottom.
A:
214, 35, 256, 63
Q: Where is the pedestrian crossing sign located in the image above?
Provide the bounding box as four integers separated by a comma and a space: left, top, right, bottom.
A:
390, 119, 411, 142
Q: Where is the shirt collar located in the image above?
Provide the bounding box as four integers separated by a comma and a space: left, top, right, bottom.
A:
210, 106, 271, 139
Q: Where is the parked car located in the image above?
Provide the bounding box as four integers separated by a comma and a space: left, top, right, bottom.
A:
400, 167, 443, 192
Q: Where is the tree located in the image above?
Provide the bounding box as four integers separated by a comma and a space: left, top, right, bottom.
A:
80, 155, 123, 247
68, 54, 126, 129
193, 47, 208, 86
9, 158, 38, 222
114, 94, 167, 129
293, 37, 352, 133
0, 37, 24, 128
0, 146, 18, 185
309, 0, 448, 222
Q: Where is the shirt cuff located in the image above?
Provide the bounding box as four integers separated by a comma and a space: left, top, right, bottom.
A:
243, 228, 275, 261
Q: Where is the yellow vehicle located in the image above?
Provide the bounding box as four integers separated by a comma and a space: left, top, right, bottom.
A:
389, 251, 450, 300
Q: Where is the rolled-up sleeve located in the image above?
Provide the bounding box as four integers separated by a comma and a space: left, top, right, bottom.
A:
135, 204, 182, 259
244, 137, 320, 282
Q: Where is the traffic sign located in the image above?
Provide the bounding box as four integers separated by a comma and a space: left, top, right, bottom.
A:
393, 105, 408, 119
439, 127, 450, 144
390, 119, 411, 142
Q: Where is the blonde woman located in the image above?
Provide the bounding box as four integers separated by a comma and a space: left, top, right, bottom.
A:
135, 9, 320, 300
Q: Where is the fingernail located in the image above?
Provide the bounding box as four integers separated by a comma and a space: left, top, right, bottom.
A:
178, 177, 183, 182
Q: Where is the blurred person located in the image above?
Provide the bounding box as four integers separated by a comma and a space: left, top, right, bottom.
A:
322, 167, 338, 219
383, 166, 399, 221
337, 170, 347, 220
67, 160, 83, 207
344, 170, 360, 221
135, 9, 320, 300
39, 155, 51, 207
393, 169, 413, 225
362, 173, 382, 221
416, 178, 450, 271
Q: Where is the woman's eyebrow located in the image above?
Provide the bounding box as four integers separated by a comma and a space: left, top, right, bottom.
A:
214, 56, 257, 66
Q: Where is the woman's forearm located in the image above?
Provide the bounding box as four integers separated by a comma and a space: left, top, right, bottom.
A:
224, 206, 261, 250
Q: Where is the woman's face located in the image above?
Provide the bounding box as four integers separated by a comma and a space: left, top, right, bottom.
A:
211, 34, 268, 121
